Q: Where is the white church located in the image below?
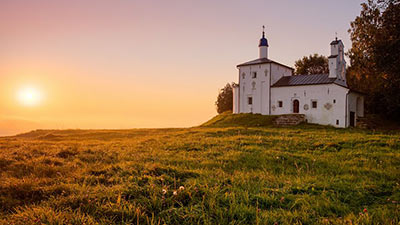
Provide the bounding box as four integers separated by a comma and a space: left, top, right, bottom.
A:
232, 30, 364, 128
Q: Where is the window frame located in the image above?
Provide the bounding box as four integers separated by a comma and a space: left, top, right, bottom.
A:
311, 100, 317, 109
278, 101, 283, 108
248, 97, 253, 105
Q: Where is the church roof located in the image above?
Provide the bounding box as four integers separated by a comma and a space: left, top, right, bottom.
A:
272, 74, 347, 87
259, 37, 269, 47
330, 39, 342, 45
259, 29, 269, 47
237, 58, 294, 70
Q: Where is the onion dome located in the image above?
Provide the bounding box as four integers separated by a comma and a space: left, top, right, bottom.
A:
259, 31, 269, 47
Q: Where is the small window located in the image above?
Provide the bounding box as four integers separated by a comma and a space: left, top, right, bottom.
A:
252, 72, 257, 78
336, 120, 339, 125
278, 101, 283, 107
312, 101, 317, 108
333, 99, 336, 103
248, 97, 253, 105
242, 73, 245, 79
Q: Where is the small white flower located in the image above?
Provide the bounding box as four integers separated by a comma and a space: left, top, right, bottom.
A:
179, 186, 185, 191
173, 191, 178, 196
162, 189, 167, 195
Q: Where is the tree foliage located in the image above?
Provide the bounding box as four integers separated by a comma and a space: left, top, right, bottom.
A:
215, 83, 233, 114
347, 0, 400, 120
294, 54, 329, 75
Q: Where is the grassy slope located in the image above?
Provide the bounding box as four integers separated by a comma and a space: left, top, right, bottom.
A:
0, 114, 399, 224
201, 111, 279, 128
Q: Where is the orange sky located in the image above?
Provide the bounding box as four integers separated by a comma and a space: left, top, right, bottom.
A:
0, 0, 364, 136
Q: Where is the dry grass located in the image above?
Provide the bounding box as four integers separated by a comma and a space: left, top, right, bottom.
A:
0, 117, 399, 224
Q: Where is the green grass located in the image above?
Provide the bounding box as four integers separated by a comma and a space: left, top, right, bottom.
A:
201, 111, 278, 127
0, 114, 399, 224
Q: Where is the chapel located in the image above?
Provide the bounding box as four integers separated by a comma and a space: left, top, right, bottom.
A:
232, 29, 364, 127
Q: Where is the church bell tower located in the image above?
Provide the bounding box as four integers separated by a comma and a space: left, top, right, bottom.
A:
328, 37, 347, 84
259, 26, 269, 59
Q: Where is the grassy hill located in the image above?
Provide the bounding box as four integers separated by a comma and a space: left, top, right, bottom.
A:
0, 114, 399, 224
201, 111, 278, 127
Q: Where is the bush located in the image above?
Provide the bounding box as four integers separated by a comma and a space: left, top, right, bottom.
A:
215, 83, 233, 114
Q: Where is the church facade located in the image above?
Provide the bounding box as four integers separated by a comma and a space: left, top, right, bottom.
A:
232, 31, 364, 128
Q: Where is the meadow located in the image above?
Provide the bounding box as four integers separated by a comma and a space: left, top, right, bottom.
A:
0, 114, 399, 224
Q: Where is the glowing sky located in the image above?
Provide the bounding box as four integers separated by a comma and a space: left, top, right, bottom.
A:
0, 0, 364, 136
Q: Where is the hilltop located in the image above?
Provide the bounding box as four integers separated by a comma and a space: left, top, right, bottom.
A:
0, 116, 399, 224
201, 111, 278, 127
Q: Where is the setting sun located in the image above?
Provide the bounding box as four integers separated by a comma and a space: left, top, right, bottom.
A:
17, 86, 43, 107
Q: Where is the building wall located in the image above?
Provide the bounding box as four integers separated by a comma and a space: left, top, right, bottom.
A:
348, 92, 364, 126
237, 63, 292, 115
232, 85, 239, 114
270, 84, 349, 127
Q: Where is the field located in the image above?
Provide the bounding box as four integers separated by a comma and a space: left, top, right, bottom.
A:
0, 114, 399, 224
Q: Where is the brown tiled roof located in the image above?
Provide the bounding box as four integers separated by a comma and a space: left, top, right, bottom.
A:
271, 74, 348, 87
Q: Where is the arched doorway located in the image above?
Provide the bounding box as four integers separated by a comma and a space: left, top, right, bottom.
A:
293, 99, 299, 113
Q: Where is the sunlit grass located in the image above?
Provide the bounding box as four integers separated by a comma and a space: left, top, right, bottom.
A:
0, 115, 399, 224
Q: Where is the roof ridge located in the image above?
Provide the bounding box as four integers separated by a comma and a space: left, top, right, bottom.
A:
237, 58, 294, 70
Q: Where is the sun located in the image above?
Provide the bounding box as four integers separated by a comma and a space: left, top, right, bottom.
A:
17, 86, 43, 106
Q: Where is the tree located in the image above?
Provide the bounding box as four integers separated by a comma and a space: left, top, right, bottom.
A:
215, 83, 233, 114
347, 0, 400, 120
294, 54, 329, 75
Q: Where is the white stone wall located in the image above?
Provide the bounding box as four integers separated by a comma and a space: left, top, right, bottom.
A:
329, 57, 337, 78
232, 85, 239, 114
271, 63, 293, 85
270, 84, 349, 128
259, 46, 268, 59
237, 63, 293, 115
348, 92, 365, 126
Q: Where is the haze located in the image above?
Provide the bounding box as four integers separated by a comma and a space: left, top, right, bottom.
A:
0, 0, 364, 136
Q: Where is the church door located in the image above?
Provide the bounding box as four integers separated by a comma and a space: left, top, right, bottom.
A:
293, 100, 299, 113
350, 111, 355, 127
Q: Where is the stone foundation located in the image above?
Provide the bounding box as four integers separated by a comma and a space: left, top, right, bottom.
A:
274, 114, 306, 126
356, 116, 372, 129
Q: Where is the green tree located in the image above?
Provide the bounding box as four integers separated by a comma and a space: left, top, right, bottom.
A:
347, 0, 400, 120
294, 54, 328, 75
215, 83, 233, 114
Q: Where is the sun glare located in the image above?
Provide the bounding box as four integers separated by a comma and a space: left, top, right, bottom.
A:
17, 86, 43, 106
